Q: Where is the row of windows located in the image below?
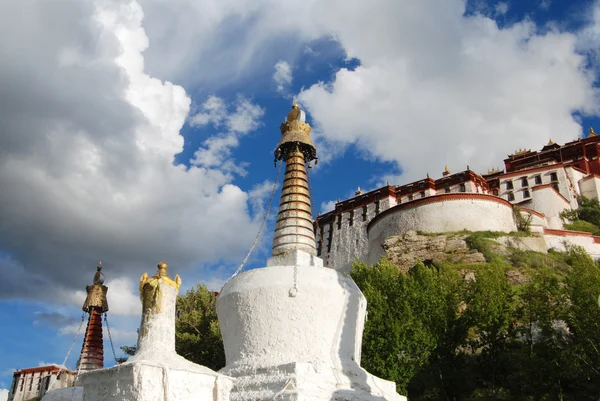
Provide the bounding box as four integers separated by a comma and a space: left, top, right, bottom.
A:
505, 172, 557, 190
13, 374, 57, 394
506, 183, 559, 202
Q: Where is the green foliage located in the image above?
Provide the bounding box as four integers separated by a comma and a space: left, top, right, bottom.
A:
175, 284, 225, 371
465, 232, 498, 262
513, 206, 533, 233
353, 245, 600, 400
564, 219, 600, 235
561, 196, 600, 235
115, 345, 137, 363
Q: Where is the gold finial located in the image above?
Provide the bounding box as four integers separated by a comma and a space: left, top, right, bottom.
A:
590, 126, 597, 137
97, 261, 102, 271
547, 138, 556, 146
292, 103, 299, 109
445, 166, 449, 172
157, 260, 168, 278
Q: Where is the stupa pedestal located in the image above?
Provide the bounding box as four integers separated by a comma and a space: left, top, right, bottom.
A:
78, 262, 233, 401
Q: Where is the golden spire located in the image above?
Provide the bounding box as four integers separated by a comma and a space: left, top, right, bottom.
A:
590, 126, 597, 137
547, 138, 556, 146
272, 103, 318, 257
443, 166, 450, 176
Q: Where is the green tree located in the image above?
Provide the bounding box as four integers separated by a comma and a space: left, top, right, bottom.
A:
463, 265, 515, 399
175, 284, 225, 371
563, 247, 600, 398
352, 259, 436, 393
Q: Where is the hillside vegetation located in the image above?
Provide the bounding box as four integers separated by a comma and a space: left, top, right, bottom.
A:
352, 233, 600, 400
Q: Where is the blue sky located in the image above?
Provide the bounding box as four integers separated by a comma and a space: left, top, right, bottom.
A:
1, 0, 600, 396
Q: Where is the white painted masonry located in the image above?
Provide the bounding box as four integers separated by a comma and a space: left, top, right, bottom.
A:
217, 262, 407, 401
525, 186, 571, 229
579, 175, 600, 201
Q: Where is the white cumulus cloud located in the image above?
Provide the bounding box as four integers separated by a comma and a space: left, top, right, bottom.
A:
0, 0, 264, 302
273, 60, 293, 93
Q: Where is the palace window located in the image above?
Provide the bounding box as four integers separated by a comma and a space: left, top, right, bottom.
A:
37, 377, 41, 390
327, 223, 333, 253
460, 183, 466, 192
337, 214, 342, 230
29, 377, 33, 391
349, 210, 354, 226
375, 200, 380, 215
523, 189, 530, 198
506, 180, 514, 190
493, 189, 499, 196
550, 172, 558, 182
445, 187, 451, 193
535, 175, 542, 185
45, 376, 50, 391
507, 192, 515, 201
420, 191, 425, 198
408, 194, 413, 201
419, 182, 425, 189
362, 205, 367, 221
552, 183, 559, 192
521, 177, 528, 187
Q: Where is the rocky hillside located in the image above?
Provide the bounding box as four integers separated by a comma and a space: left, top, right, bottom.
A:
381, 230, 554, 284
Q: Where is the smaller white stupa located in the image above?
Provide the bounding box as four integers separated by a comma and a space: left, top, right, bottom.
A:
78, 261, 233, 401
216, 104, 407, 401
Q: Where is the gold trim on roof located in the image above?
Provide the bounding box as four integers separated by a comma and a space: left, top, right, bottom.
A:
590, 126, 597, 137
508, 148, 532, 157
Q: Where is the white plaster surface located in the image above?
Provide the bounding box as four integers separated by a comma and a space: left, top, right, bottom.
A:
527, 187, 570, 229
266, 249, 324, 267
579, 175, 600, 201
496, 235, 548, 253
317, 196, 395, 273
41, 387, 83, 401
366, 197, 516, 265
217, 265, 406, 401
544, 234, 600, 259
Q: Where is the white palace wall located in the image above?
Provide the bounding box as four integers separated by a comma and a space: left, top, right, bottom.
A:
318, 195, 396, 272
527, 186, 571, 229
366, 194, 517, 265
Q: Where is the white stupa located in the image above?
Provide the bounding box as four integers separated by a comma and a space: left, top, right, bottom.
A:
216, 104, 407, 401
78, 261, 233, 401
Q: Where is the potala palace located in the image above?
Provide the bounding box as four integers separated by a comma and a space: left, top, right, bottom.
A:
315, 129, 600, 272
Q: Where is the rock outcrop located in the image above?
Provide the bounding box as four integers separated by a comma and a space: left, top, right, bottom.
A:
382, 231, 486, 272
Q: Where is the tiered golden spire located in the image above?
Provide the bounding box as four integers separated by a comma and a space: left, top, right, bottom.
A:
271, 104, 318, 257
590, 126, 597, 137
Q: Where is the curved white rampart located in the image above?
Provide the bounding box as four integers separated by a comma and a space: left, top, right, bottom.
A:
367, 194, 517, 264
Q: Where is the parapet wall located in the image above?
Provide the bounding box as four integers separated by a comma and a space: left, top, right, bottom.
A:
366, 194, 517, 265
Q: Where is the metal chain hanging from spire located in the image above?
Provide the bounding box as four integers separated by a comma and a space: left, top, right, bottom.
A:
103, 313, 119, 365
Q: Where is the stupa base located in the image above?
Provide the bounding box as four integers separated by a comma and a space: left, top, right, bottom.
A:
78, 357, 232, 401
222, 361, 406, 401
